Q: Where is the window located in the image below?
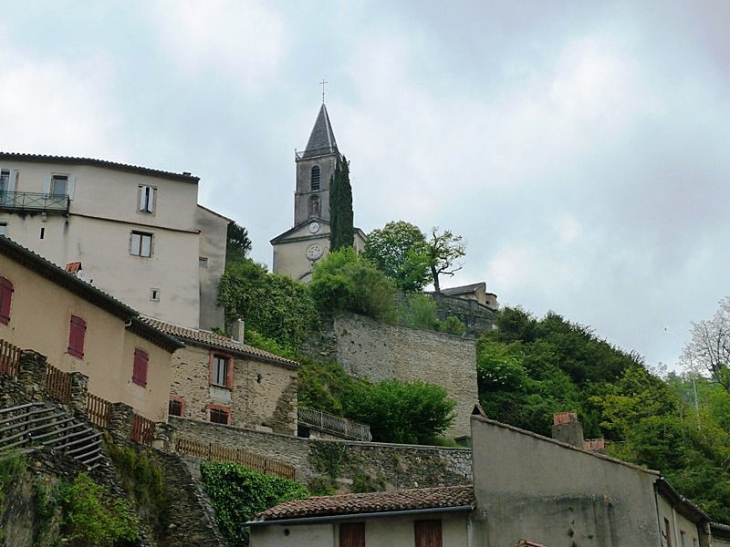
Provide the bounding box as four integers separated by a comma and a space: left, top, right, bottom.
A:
0, 277, 13, 325
138, 185, 156, 213
207, 405, 230, 425
150, 288, 160, 302
415, 520, 442, 547
310, 165, 321, 191
51, 174, 68, 196
339, 523, 364, 547
130, 231, 153, 257
0, 170, 9, 192
680, 531, 687, 547
169, 396, 185, 417
67, 315, 86, 359
210, 353, 233, 388
43, 173, 74, 199
664, 518, 673, 547
199, 257, 208, 268
132, 348, 148, 387
0, 223, 6, 236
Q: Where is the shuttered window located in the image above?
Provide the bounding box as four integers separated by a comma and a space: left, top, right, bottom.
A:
0, 277, 13, 325
133, 349, 148, 387
415, 520, 442, 547
67, 315, 86, 358
339, 523, 365, 547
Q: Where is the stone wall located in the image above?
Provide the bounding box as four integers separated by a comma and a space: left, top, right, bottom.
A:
170, 345, 298, 435
430, 292, 496, 337
170, 416, 472, 492
305, 313, 478, 438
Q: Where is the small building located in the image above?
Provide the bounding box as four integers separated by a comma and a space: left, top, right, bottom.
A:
439, 282, 498, 310
248, 485, 475, 547
142, 318, 300, 435
0, 235, 182, 421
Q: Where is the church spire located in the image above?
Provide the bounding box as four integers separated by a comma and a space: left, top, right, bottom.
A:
302, 103, 338, 159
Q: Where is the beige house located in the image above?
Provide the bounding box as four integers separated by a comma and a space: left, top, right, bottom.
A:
142, 318, 300, 435
0, 235, 182, 421
271, 104, 366, 282
0, 153, 229, 330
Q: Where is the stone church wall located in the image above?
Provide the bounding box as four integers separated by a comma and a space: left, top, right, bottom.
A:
304, 313, 478, 439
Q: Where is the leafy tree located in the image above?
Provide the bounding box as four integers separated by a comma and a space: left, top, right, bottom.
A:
439, 316, 466, 336
309, 248, 396, 322
329, 156, 354, 252
344, 379, 456, 444
217, 258, 318, 349
226, 222, 252, 263
426, 227, 466, 292
297, 358, 362, 416
681, 296, 730, 393
201, 462, 309, 547
363, 221, 431, 292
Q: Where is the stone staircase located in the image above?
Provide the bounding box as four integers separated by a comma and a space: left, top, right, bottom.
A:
0, 401, 104, 468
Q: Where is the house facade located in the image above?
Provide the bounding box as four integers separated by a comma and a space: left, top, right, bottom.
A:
0, 236, 181, 421
143, 318, 300, 435
0, 153, 228, 330
271, 105, 366, 282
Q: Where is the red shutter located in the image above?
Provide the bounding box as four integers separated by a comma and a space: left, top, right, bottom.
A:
133, 349, 148, 387
339, 523, 365, 547
67, 315, 86, 358
415, 520, 442, 547
0, 277, 13, 325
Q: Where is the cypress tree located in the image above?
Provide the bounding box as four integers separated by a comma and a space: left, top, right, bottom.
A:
329, 156, 354, 251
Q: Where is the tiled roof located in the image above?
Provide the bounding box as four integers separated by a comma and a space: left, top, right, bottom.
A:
441, 282, 486, 297
0, 152, 199, 182
301, 104, 338, 159
253, 485, 474, 522
141, 317, 299, 368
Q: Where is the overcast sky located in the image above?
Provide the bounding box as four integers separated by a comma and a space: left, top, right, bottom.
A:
1, 1, 728, 372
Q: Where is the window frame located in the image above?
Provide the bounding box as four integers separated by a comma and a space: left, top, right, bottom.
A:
209, 352, 234, 389
132, 348, 148, 387
0, 277, 13, 326
67, 315, 87, 359
339, 522, 365, 547
310, 164, 321, 191
130, 231, 153, 257
138, 185, 157, 214
414, 519, 442, 547
206, 404, 231, 425
168, 395, 186, 417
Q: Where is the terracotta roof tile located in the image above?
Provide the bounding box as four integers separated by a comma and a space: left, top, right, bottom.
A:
140, 317, 299, 368
254, 485, 474, 522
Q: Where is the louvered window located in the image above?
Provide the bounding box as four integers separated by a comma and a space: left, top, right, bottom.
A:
68, 315, 86, 358
133, 349, 148, 387
0, 277, 13, 325
311, 165, 321, 191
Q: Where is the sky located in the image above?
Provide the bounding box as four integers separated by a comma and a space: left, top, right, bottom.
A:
1, 0, 729, 372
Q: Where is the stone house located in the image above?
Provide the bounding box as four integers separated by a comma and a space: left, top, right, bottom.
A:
142, 318, 300, 435
439, 282, 498, 311
271, 103, 366, 283
249, 410, 727, 547
0, 152, 229, 330
0, 235, 182, 421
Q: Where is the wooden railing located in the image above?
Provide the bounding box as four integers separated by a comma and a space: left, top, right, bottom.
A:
0, 340, 20, 376
45, 364, 71, 404
176, 437, 295, 479
86, 393, 111, 429
298, 407, 372, 441
131, 413, 155, 446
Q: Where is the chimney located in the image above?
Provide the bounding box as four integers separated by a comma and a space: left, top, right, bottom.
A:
552, 411, 584, 448
583, 438, 607, 454
230, 318, 245, 345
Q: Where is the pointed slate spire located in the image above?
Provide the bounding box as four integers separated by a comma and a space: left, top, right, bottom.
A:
302, 103, 338, 159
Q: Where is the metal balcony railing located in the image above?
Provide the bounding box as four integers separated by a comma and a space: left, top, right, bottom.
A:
0, 191, 70, 215
298, 407, 372, 441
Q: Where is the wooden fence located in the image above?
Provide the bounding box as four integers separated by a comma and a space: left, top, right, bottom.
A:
298, 407, 372, 441
0, 340, 20, 376
131, 413, 155, 446
45, 364, 71, 404
176, 437, 295, 479
86, 393, 111, 429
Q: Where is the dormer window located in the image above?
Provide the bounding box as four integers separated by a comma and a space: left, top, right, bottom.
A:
311, 165, 320, 191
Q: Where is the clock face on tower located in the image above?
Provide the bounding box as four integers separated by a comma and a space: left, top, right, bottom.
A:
306, 244, 323, 261
308, 221, 321, 234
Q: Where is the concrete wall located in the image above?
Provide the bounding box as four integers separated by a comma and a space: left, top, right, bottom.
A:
0, 257, 174, 421
170, 345, 298, 435
251, 512, 469, 547
324, 313, 478, 439
470, 415, 663, 547
170, 417, 472, 490
0, 159, 203, 328
657, 495, 703, 547
196, 206, 228, 330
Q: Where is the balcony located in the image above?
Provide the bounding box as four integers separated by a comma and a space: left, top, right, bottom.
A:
0, 191, 69, 215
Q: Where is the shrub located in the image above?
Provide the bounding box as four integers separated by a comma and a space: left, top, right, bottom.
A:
398, 292, 438, 330
439, 315, 466, 336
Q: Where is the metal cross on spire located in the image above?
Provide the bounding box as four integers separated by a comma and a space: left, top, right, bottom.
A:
320, 79, 327, 103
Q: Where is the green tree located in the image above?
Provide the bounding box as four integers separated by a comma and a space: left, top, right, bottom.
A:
344, 379, 456, 444
329, 156, 354, 252
681, 296, 730, 394
363, 221, 431, 292
398, 292, 438, 330
226, 222, 252, 263
426, 227, 466, 292
217, 258, 318, 349
309, 248, 396, 322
